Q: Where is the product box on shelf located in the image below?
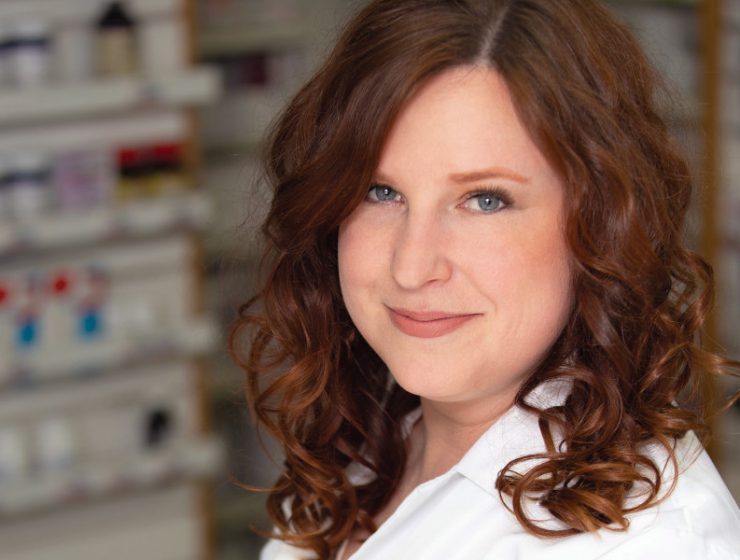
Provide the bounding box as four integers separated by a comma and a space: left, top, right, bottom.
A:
0, 138, 191, 220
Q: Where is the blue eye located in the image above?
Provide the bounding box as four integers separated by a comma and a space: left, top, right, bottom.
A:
462, 191, 510, 214
367, 184, 401, 203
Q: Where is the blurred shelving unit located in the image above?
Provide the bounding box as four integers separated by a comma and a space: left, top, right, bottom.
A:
0, 191, 211, 254
199, 24, 310, 58
606, 0, 740, 502
0, 1, 223, 559
0, 69, 219, 126
195, 0, 362, 263
715, 0, 740, 503
193, 1, 362, 557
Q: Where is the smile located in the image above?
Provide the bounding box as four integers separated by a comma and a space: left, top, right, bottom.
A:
387, 307, 480, 338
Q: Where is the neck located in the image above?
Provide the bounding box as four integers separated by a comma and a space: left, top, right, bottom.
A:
406, 395, 516, 485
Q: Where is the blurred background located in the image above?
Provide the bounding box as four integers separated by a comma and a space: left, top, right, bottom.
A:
0, 0, 736, 558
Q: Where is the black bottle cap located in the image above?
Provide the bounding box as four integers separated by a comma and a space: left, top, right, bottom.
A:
98, 1, 136, 29
145, 407, 173, 448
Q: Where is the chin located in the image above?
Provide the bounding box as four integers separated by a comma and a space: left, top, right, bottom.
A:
387, 360, 468, 401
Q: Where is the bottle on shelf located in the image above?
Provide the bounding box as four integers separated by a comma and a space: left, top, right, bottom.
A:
43, 269, 76, 356
0, 24, 12, 88
35, 415, 77, 475
0, 278, 13, 379
9, 20, 52, 88
55, 21, 94, 83
150, 143, 189, 195
9, 152, 53, 220
96, 1, 138, 78
0, 155, 12, 218
116, 146, 151, 200
0, 426, 29, 484
76, 266, 108, 342
15, 273, 44, 353
116, 141, 189, 200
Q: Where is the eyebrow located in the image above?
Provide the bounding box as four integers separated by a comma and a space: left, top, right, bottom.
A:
449, 167, 529, 184
373, 166, 530, 186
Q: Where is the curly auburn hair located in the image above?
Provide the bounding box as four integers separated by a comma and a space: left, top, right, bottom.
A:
229, 0, 738, 557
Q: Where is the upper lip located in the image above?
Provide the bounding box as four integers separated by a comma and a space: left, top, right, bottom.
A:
388, 306, 479, 322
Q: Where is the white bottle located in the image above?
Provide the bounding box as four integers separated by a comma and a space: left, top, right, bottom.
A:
10, 20, 52, 88
140, 17, 184, 77
55, 23, 93, 83
0, 426, 29, 483
10, 152, 52, 219
15, 273, 44, 353
43, 270, 76, 357
35, 416, 76, 474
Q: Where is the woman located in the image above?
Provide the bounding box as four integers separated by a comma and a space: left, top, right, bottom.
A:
229, 0, 740, 558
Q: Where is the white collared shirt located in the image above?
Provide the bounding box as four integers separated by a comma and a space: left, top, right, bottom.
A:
261, 385, 740, 560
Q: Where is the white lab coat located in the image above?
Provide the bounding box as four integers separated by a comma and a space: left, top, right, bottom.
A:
261, 382, 740, 559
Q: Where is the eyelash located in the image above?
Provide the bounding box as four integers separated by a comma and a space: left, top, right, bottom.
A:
366, 183, 513, 213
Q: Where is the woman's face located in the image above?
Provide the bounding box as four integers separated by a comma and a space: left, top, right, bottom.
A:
338, 66, 572, 412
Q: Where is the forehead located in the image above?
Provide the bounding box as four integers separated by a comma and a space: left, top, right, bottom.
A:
377, 65, 555, 184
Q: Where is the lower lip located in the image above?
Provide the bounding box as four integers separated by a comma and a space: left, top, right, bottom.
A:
388, 309, 478, 338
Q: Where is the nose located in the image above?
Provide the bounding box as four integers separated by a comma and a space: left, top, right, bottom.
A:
391, 214, 452, 290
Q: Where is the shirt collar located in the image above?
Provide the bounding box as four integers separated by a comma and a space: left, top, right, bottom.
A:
454, 378, 572, 497
347, 379, 572, 493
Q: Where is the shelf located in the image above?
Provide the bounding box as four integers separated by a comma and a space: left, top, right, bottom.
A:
0, 0, 179, 22
0, 110, 187, 155
0, 192, 212, 257
199, 25, 309, 57
203, 140, 263, 159
0, 316, 219, 388
0, 67, 221, 127
0, 436, 223, 519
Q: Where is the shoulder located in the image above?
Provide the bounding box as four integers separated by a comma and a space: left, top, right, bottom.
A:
651, 432, 739, 535
589, 432, 740, 560
480, 430, 740, 560
587, 526, 740, 560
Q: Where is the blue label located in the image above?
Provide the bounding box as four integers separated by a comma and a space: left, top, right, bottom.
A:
17, 317, 38, 348
79, 308, 103, 339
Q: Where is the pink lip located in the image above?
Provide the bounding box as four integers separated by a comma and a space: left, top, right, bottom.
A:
387, 307, 479, 338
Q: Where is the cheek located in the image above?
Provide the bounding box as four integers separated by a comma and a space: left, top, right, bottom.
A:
462, 219, 564, 277
462, 219, 572, 314
337, 212, 386, 308
337, 224, 358, 308
507, 230, 573, 334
